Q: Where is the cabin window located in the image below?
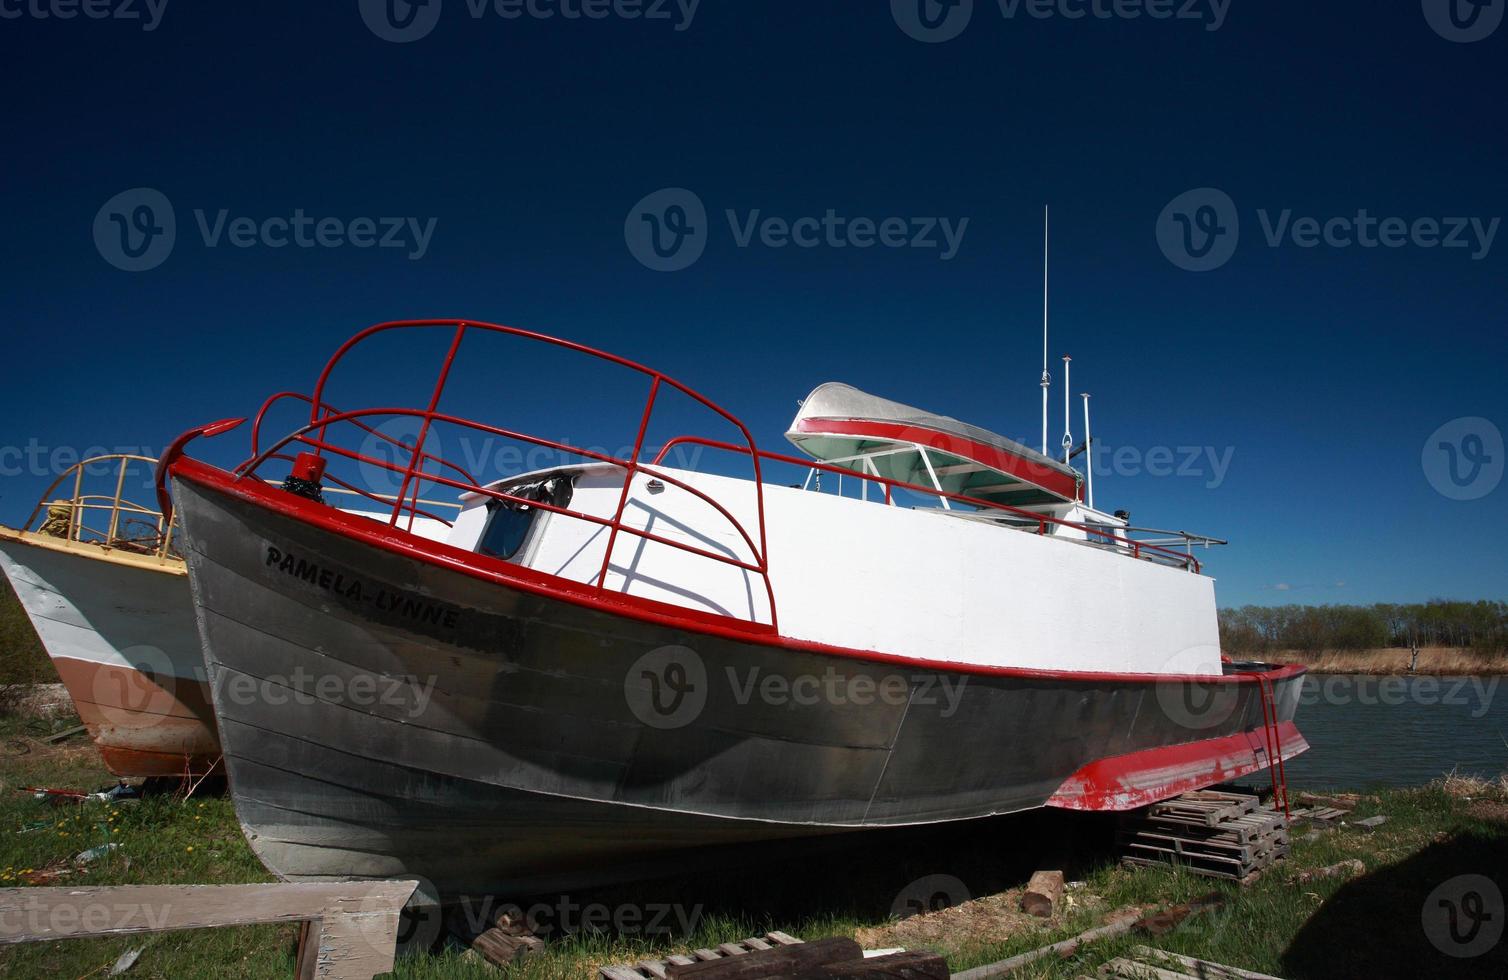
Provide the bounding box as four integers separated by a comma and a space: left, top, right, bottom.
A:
477, 478, 573, 562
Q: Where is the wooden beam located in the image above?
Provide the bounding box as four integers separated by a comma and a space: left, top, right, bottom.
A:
0, 881, 418, 980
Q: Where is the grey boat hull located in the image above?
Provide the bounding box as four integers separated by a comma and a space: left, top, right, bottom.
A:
172, 464, 1305, 898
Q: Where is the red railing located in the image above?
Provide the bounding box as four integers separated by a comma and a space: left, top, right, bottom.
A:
236, 320, 780, 630
652, 436, 1202, 573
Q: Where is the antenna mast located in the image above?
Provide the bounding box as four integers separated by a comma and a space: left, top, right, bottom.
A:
1040, 206, 1050, 455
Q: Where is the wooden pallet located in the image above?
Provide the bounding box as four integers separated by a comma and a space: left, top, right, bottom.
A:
599, 931, 804, 979
1120, 792, 1289, 882
1145, 790, 1258, 828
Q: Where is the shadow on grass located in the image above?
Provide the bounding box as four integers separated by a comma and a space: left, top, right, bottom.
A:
465, 807, 1121, 943
1282, 831, 1508, 979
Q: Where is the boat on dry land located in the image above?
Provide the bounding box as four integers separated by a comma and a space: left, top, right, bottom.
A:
0, 453, 217, 777
162, 319, 1307, 898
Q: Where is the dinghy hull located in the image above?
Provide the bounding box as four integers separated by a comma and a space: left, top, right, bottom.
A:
0, 531, 219, 777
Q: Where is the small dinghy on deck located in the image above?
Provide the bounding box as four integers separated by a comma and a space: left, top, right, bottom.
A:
160, 318, 1307, 898
787, 381, 1082, 507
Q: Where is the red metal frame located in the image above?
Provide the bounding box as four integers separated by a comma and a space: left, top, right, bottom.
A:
230, 319, 779, 630
653, 436, 1201, 572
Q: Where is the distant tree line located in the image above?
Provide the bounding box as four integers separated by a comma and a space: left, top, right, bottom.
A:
1218, 601, 1508, 654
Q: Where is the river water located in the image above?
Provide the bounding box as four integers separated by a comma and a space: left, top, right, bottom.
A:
1256, 674, 1508, 790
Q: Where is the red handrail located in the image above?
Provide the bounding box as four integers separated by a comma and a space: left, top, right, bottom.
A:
305, 319, 772, 579
652, 436, 1201, 572
242, 390, 479, 487
230, 320, 779, 630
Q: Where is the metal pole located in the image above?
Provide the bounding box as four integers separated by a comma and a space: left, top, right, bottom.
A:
1061, 355, 1072, 463
1081, 392, 1093, 510
1041, 206, 1050, 455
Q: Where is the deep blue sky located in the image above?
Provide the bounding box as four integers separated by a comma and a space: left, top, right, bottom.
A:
1, 2, 1503, 607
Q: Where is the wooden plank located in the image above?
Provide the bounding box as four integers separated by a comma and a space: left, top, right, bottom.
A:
766, 931, 804, 946
950, 910, 1144, 980
1131, 946, 1288, 980
1098, 956, 1199, 980
668, 937, 862, 980
638, 960, 670, 979
0, 881, 417, 980
818, 950, 949, 979
601, 968, 649, 980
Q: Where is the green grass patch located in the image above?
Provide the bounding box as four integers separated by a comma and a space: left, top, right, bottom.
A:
0, 577, 53, 688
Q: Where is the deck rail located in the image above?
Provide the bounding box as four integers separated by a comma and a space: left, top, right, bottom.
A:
652, 436, 1202, 572
233, 320, 780, 629
21, 454, 179, 559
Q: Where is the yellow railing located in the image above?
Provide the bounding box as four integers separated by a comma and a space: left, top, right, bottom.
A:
22, 454, 178, 559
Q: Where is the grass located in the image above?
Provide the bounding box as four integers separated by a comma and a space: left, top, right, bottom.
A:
0, 578, 53, 689
2, 705, 1507, 979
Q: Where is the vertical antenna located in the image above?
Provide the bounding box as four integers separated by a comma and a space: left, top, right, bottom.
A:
1040, 206, 1050, 455
1081, 392, 1093, 509
1062, 355, 1073, 463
